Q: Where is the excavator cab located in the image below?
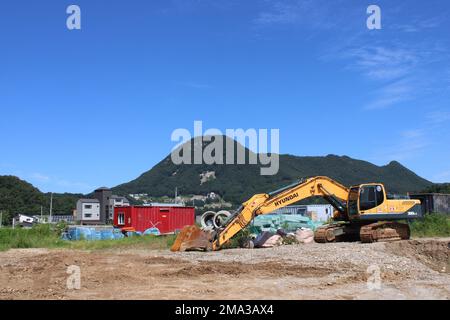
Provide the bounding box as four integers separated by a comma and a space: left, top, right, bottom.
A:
347, 184, 387, 219
347, 183, 421, 221
359, 184, 386, 210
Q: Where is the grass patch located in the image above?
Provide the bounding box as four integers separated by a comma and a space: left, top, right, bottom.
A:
67, 234, 176, 251
410, 213, 450, 238
0, 224, 67, 251
0, 224, 176, 251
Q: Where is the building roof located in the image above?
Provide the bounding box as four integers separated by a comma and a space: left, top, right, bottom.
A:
77, 198, 100, 203
111, 195, 129, 200
410, 193, 450, 196
143, 202, 184, 207
95, 187, 111, 192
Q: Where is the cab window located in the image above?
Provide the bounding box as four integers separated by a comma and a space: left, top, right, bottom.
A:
347, 187, 359, 216
359, 185, 384, 211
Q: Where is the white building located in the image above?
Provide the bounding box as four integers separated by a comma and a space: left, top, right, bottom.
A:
108, 195, 130, 220
207, 192, 218, 200
302, 204, 334, 222
272, 204, 334, 222
76, 199, 100, 223
14, 214, 36, 228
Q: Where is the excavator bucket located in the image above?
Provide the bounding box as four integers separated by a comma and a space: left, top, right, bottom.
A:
171, 225, 214, 252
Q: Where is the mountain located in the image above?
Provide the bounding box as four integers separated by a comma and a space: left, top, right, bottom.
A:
0, 136, 435, 221
112, 136, 433, 205
0, 175, 82, 225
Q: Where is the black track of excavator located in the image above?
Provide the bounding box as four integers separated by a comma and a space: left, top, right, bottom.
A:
314, 221, 411, 243
314, 222, 360, 243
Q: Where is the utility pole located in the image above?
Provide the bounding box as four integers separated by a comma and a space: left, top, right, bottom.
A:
0, 211, 2, 228
40, 206, 43, 223
49, 193, 53, 223
175, 187, 178, 203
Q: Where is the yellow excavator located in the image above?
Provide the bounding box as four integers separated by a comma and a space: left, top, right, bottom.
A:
171, 176, 422, 251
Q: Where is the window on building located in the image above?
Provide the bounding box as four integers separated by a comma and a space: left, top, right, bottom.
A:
84, 204, 92, 209
118, 212, 125, 225
84, 214, 92, 218
296, 208, 307, 216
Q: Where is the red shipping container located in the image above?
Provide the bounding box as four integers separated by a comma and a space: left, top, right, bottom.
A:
113, 206, 195, 234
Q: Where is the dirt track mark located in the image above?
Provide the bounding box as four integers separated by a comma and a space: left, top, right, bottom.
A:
159, 261, 334, 278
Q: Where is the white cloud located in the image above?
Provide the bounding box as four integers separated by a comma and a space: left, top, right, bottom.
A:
383, 141, 428, 162
253, 0, 339, 29
426, 111, 450, 124
255, 3, 299, 24
371, 128, 428, 163
255, 1, 302, 25
344, 46, 418, 81
433, 170, 450, 183
364, 78, 415, 110
392, 25, 419, 33
26, 172, 94, 193
391, 17, 444, 33
401, 129, 424, 139
54, 179, 94, 190
30, 173, 50, 182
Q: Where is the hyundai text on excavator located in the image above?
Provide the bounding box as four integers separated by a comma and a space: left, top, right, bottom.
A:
171, 176, 422, 251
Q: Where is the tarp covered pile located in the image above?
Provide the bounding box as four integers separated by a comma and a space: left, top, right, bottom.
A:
62, 227, 125, 241
250, 213, 323, 234
248, 228, 315, 248
61, 226, 161, 241
244, 214, 320, 248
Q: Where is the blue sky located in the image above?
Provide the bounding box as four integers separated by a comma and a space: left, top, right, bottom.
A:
1, 0, 450, 193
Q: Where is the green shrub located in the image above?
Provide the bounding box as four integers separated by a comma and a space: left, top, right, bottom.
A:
0, 224, 67, 251
410, 213, 450, 237
223, 228, 252, 249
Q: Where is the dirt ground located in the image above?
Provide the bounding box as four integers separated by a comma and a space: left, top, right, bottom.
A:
0, 238, 449, 300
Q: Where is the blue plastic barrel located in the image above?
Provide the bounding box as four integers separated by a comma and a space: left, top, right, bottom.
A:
114, 233, 125, 239
101, 230, 114, 240
78, 227, 92, 240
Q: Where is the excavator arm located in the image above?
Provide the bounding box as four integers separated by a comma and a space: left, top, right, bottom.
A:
171, 176, 350, 251
212, 176, 349, 250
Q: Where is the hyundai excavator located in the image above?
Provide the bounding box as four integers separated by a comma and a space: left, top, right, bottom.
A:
171, 176, 422, 251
